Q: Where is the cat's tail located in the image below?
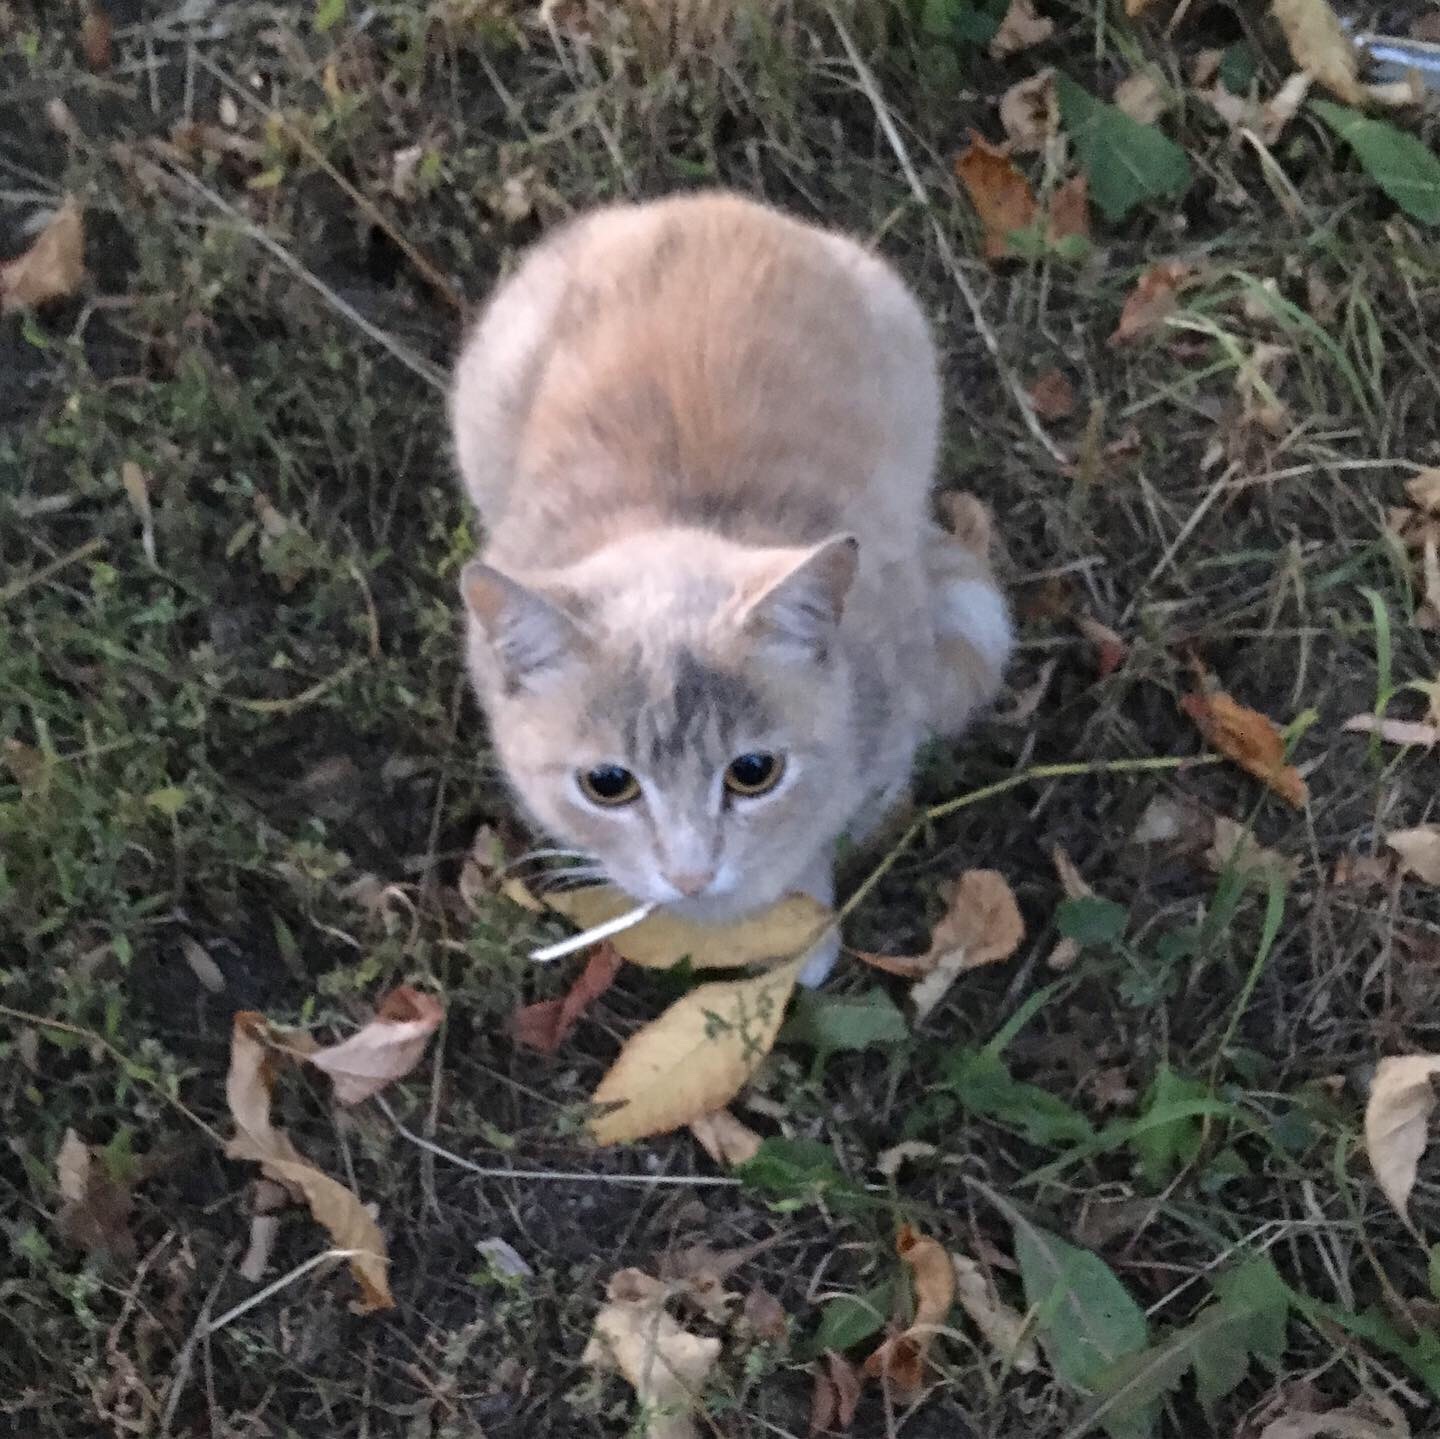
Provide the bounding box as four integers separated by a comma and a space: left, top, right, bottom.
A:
924, 494, 1014, 737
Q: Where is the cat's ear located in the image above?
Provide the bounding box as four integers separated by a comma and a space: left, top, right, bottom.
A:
460, 561, 586, 688
739, 535, 859, 657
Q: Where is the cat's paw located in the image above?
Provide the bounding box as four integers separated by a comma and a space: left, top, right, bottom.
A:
797, 930, 841, 988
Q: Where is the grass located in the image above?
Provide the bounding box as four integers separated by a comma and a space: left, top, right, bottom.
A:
5, 0, 1440, 1434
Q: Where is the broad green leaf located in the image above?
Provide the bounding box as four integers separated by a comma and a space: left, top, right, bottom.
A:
782, 989, 909, 1059
1058, 896, 1129, 946
1087, 1327, 1201, 1439
920, 0, 1005, 43
1056, 73, 1191, 222
1007, 1213, 1147, 1393
1132, 1066, 1207, 1186
800, 1281, 894, 1360
1192, 1258, 1289, 1409
944, 1048, 1094, 1146
1219, 41, 1257, 95
314, 0, 345, 31
737, 1138, 866, 1210
1312, 101, 1440, 224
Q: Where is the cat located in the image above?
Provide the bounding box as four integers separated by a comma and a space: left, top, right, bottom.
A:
449, 191, 1012, 985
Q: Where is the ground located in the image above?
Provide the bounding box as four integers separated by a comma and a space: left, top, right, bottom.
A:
6, 1, 1440, 1436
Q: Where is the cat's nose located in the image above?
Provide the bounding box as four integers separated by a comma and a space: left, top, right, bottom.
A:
665, 868, 715, 898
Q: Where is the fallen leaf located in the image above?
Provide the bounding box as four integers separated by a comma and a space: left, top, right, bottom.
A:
80, 2, 112, 71
307, 987, 444, 1104
743, 1286, 788, 1343
1126, 0, 1159, 13
999, 69, 1057, 153
512, 943, 623, 1054
589, 957, 803, 1143
1109, 260, 1195, 345
1272, 0, 1365, 106
1332, 853, 1392, 890
389, 142, 425, 202
988, 0, 1053, 57
1258, 1394, 1411, 1439
1075, 612, 1129, 677
1205, 816, 1298, 887
583, 1269, 721, 1439
476, 1236, 535, 1279
994, 658, 1057, 726
547, 885, 829, 971
1365, 1055, 1440, 1226
1045, 174, 1091, 246
1262, 72, 1313, 144
1052, 845, 1092, 899
688, 1108, 764, 1167
863, 1225, 955, 1395
876, 1140, 938, 1178
1387, 826, 1440, 885
1407, 469, 1440, 514
54, 1129, 136, 1260
1114, 72, 1165, 124
912, 870, 1025, 1021
179, 935, 226, 993
951, 1252, 1039, 1371
1028, 367, 1076, 420
1129, 794, 1212, 848
1233, 341, 1292, 438
954, 132, 1038, 261
121, 460, 157, 567
238, 1213, 280, 1282
939, 490, 996, 554
810, 1349, 862, 1434
1180, 689, 1307, 808
224, 1013, 393, 1311
1343, 714, 1440, 748
0, 198, 86, 312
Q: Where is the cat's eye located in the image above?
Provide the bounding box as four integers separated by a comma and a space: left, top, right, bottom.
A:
724, 752, 784, 798
578, 764, 641, 807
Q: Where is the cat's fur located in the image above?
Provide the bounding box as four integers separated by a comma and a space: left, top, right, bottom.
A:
450, 191, 1011, 984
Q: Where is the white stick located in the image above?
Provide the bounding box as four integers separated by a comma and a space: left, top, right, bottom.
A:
529, 901, 655, 963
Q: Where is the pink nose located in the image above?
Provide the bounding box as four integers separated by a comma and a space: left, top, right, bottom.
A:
666, 870, 714, 897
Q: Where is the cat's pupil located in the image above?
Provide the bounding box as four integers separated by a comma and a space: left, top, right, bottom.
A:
587, 765, 634, 799
730, 753, 774, 787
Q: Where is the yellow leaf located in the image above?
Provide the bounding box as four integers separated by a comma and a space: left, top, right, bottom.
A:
589, 958, 803, 1144
582, 1268, 721, 1439
1271, 0, 1365, 106
951, 1252, 1039, 1372
1181, 688, 1308, 809
912, 870, 1025, 1021
547, 885, 829, 970
1387, 826, 1440, 885
0, 198, 85, 312
864, 1225, 955, 1394
224, 1013, 393, 1310
1365, 1054, 1440, 1227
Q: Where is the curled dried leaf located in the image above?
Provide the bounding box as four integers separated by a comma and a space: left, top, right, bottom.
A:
1272, 0, 1365, 106
1181, 688, 1308, 808
863, 1225, 955, 1396
1365, 1054, 1440, 1225
1, 198, 86, 312
1109, 260, 1196, 345
512, 943, 622, 1054
307, 986, 444, 1105
951, 1252, 1039, 1371
1387, 826, 1440, 885
954, 132, 1038, 262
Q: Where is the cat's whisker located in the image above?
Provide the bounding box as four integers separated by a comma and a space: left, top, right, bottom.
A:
530, 901, 656, 964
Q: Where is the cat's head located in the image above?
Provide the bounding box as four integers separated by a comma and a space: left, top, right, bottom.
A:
460, 529, 861, 918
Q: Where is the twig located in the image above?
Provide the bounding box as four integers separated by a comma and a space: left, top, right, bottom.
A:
205, 1249, 362, 1335
160, 1251, 235, 1436
219, 656, 367, 714
376, 1097, 741, 1188
0, 536, 106, 605
823, 4, 1068, 469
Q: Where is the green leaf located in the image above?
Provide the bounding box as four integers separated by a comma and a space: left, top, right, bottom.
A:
314, 0, 346, 32
1311, 101, 1440, 224
1009, 1214, 1148, 1392
1132, 1066, 1207, 1186
1057, 896, 1129, 946
782, 989, 909, 1058
1191, 1258, 1289, 1409
737, 1138, 867, 1211
800, 1281, 894, 1360
1056, 73, 1191, 222
144, 785, 188, 816
944, 1048, 1095, 1146
920, 0, 1005, 43
1218, 42, 1257, 95
1428, 1244, 1440, 1302
1087, 1328, 1199, 1439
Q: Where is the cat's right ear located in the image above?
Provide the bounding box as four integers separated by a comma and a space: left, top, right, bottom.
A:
460, 561, 585, 689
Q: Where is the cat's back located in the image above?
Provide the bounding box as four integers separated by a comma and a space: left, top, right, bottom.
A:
452, 192, 939, 559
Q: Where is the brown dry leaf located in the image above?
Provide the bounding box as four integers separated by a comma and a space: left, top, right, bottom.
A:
998, 69, 1057, 153
951, 1252, 1038, 1371
1114, 72, 1165, 124
583, 1269, 721, 1439
688, 1108, 764, 1167
238, 1213, 280, 1283
1387, 826, 1440, 885
1257, 1395, 1410, 1439
224, 1013, 393, 1311
1109, 261, 1195, 345
863, 1225, 955, 1396
809, 1349, 862, 1435
1272, 0, 1365, 106
179, 935, 226, 993
1205, 816, 1298, 887
1342, 714, 1440, 748
912, 870, 1025, 1021
121, 460, 156, 567
512, 943, 623, 1054
1406, 469, 1440, 514
0, 199, 85, 313
1052, 845, 1092, 899
1126, 0, 1160, 13
1075, 612, 1129, 677
589, 956, 803, 1144
80, 3, 112, 71
54, 1129, 136, 1260
1365, 1055, 1440, 1227
1045, 174, 1091, 247
743, 1286, 788, 1344
1180, 689, 1308, 808
307, 986, 444, 1104
1129, 794, 1214, 849
940, 490, 995, 554
1262, 72, 1313, 144
1416, 534, 1440, 630
954, 133, 1038, 262
1332, 853, 1392, 890
988, 0, 1053, 57
1028, 367, 1076, 421
547, 885, 828, 971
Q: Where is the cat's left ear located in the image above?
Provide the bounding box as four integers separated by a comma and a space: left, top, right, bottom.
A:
739, 535, 858, 658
